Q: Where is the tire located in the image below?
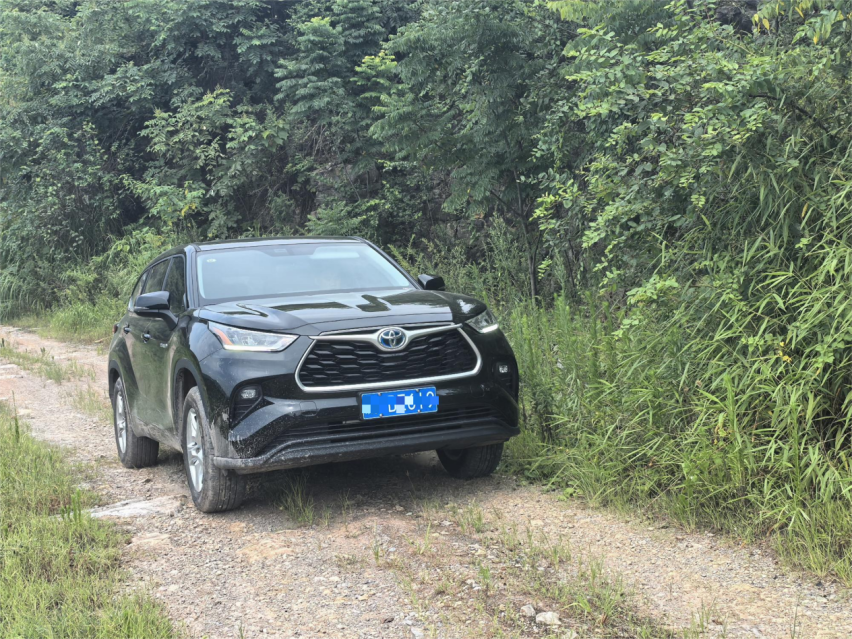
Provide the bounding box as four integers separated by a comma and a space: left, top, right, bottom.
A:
182, 387, 246, 513
437, 443, 504, 479
112, 377, 159, 468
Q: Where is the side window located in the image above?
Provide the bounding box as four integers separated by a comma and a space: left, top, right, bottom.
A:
128, 272, 147, 310
142, 260, 169, 295
164, 256, 187, 313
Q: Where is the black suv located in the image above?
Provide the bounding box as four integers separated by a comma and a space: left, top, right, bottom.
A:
108, 237, 519, 512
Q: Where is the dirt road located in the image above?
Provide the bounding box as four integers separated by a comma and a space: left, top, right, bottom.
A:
1, 325, 849, 639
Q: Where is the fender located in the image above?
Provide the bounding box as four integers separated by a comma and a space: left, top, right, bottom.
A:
108, 354, 140, 413
172, 357, 209, 437
107, 358, 122, 397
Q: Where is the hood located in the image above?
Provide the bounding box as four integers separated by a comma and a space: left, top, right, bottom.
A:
197, 288, 487, 334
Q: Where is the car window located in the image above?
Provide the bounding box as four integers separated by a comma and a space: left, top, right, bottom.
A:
142, 259, 170, 295
164, 256, 187, 313
128, 272, 147, 310
196, 243, 412, 303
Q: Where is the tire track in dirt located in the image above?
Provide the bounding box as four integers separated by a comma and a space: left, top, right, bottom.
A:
1, 325, 849, 639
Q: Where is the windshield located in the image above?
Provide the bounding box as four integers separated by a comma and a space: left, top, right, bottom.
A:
196, 243, 413, 303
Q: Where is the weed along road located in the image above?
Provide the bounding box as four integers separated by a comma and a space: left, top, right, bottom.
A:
1, 325, 850, 639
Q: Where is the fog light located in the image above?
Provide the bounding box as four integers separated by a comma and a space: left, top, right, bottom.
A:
239, 387, 259, 400
494, 362, 517, 398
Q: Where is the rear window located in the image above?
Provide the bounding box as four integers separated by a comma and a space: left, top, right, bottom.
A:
196, 243, 412, 303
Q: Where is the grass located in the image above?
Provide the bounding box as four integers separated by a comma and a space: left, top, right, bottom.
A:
383, 500, 702, 639
402, 228, 852, 587
451, 502, 486, 535
0, 403, 176, 638
482, 516, 641, 635
0, 338, 94, 383
71, 384, 113, 422
0, 338, 112, 424
494, 299, 852, 586
11, 296, 125, 345
271, 470, 316, 526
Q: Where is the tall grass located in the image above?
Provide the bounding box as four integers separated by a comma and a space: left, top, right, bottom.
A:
13, 296, 126, 344
405, 224, 852, 584
0, 404, 176, 637
501, 298, 852, 581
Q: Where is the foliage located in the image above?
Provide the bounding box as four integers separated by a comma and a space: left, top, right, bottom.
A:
539, 0, 852, 502
0, 0, 571, 313
370, 0, 574, 296
532, 0, 852, 580
0, 0, 443, 314
500, 298, 852, 583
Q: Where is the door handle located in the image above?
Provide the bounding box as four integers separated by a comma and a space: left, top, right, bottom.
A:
122, 325, 131, 334
142, 333, 151, 343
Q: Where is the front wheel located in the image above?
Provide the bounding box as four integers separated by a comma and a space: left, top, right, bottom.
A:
182, 387, 246, 513
437, 443, 504, 479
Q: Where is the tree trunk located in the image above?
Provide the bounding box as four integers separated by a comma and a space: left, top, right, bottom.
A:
528, 252, 538, 300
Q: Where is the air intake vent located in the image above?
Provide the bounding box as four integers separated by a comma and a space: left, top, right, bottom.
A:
232, 385, 262, 424
261, 406, 498, 454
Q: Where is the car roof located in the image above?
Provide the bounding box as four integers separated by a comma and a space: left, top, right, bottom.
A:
192, 236, 363, 251
141, 237, 366, 272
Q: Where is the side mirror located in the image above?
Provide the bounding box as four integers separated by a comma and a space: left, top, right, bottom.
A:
134, 291, 170, 315
418, 274, 445, 291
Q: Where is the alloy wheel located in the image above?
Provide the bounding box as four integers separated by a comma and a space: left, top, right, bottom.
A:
115, 392, 127, 454
186, 408, 204, 492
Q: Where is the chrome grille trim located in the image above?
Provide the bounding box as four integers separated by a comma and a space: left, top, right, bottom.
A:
295, 325, 481, 393
310, 323, 460, 351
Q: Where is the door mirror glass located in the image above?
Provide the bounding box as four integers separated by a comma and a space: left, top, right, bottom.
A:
418, 274, 445, 291
134, 291, 170, 315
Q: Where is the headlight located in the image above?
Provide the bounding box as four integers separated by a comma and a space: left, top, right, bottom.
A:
208, 322, 297, 352
466, 309, 499, 333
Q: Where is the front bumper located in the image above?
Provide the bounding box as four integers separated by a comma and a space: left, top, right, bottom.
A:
213, 413, 518, 473
199, 326, 519, 474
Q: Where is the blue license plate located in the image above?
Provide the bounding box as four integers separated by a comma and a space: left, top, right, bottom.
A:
361, 387, 439, 420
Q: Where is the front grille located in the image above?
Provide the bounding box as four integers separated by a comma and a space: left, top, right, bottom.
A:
298, 329, 478, 389
262, 406, 497, 453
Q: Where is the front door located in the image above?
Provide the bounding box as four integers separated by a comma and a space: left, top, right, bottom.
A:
132, 258, 171, 427
121, 272, 149, 421
139, 256, 187, 433
142, 314, 175, 431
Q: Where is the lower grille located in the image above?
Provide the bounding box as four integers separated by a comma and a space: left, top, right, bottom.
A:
262, 406, 497, 453
232, 394, 262, 424
298, 328, 478, 389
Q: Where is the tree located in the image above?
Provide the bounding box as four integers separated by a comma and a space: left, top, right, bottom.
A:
369, 0, 572, 298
